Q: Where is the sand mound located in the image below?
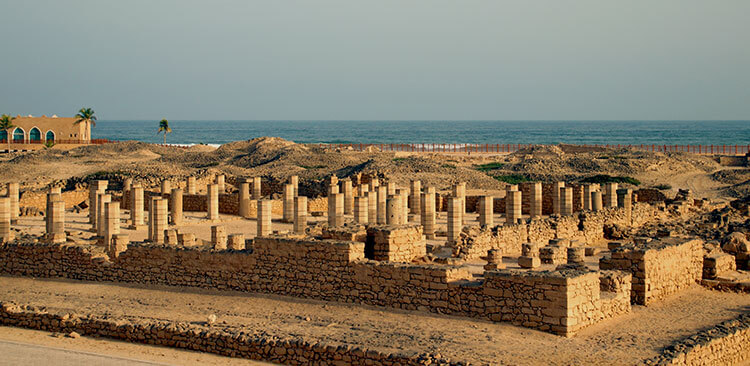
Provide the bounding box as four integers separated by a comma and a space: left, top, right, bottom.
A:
510, 145, 565, 159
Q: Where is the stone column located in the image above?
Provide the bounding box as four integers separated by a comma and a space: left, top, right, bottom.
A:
228, 234, 245, 250
149, 198, 168, 244
129, 184, 145, 229
257, 199, 272, 236
358, 184, 368, 197
370, 178, 379, 191
366, 191, 377, 223
103, 201, 120, 249
342, 179, 353, 215
215, 174, 225, 192
453, 182, 466, 224
211, 225, 227, 250
560, 187, 573, 216
160, 180, 171, 197
45, 192, 61, 234
484, 249, 505, 270
0, 197, 12, 243
583, 184, 592, 211
170, 188, 183, 226
4, 182, 19, 224
89, 180, 107, 225
387, 182, 396, 196
110, 234, 129, 259
354, 196, 368, 224
529, 182, 542, 218
400, 189, 409, 224
519, 243, 541, 268
282, 183, 295, 223
46, 195, 65, 244
328, 183, 339, 196
96, 193, 111, 235
290, 175, 299, 197
238, 179, 251, 218
376, 186, 387, 224
328, 193, 344, 227
604, 183, 619, 208
252, 177, 262, 199
164, 229, 178, 245
186, 176, 196, 194
447, 197, 462, 243
207, 183, 219, 221
505, 190, 521, 224
178, 232, 196, 246
410, 180, 421, 215
386, 195, 401, 225
567, 247, 586, 264
294, 196, 308, 234
591, 190, 603, 211
552, 181, 565, 215
617, 188, 633, 222
479, 196, 494, 227
421, 188, 436, 239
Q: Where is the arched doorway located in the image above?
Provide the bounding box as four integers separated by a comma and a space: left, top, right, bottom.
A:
29, 127, 41, 142
12, 128, 24, 142
0, 130, 6, 142
46, 130, 55, 142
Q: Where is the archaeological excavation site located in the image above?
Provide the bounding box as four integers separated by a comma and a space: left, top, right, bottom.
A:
0, 138, 748, 365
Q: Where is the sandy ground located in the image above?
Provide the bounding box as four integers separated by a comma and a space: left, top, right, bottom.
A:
0, 326, 271, 365
0, 276, 747, 365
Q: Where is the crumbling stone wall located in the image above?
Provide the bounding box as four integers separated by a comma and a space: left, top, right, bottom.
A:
599, 238, 703, 305
0, 302, 451, 366
451, 204, 663, 260
0, 238, 629, 337
642, 313, 750, 366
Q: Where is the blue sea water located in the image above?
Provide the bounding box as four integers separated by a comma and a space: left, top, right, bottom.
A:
93, 120, 750, 146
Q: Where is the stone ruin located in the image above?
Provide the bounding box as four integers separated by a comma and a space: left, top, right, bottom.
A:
0, 175, 747, 342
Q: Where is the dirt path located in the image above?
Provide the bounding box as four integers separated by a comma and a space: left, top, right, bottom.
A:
0, 276, 748, 365
0, 326, 271, 365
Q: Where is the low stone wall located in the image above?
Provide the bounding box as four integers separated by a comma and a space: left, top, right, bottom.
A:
452, 223, 528, 258
599, 238, 703, 305
642, 313, 750, 366
0, 237, 629, 337
0, 302, 453, 366
20, 189, 88, 211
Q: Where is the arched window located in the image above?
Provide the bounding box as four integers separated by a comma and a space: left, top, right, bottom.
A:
46, 130, 55, 142
0, 130, 6, 142
29, 127, 41, 141
12, 128, 24, 142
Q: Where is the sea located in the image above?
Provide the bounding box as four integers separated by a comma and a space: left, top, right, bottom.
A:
93, 120, 750, 147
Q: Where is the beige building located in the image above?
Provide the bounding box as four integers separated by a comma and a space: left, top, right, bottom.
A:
0, 115, 91, 143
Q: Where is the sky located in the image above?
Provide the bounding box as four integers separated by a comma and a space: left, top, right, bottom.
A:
0, 0, 749, 121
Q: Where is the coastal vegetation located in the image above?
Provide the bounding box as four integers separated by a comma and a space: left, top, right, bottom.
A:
0, 114, 16, 151
158, 119, 172, 144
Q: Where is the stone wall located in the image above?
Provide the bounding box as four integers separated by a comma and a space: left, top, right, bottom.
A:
366, 225, 427, 263
599, 238, 703, 305
642, 313, 750, 366
0, 302, 452, 366
0, 237, 629, 337
449, 203, 662, 260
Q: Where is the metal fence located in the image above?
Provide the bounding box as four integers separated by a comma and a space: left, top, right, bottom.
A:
318, 143, 750, 155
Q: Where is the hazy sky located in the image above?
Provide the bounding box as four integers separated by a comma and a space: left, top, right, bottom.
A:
1, 0, 749, 120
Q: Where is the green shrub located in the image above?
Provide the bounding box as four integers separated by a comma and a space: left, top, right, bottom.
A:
581, 174, 640, 186
653, 184, 672, 190
392, 157, 407, 162
441, 164, 456, 169
475, 162, 504, 172
494, 174, 532, 185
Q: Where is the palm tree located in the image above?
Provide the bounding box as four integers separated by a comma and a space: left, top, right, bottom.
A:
0, 114, 16, 152
157, 119, 172, 144
74, 107, 96, 141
